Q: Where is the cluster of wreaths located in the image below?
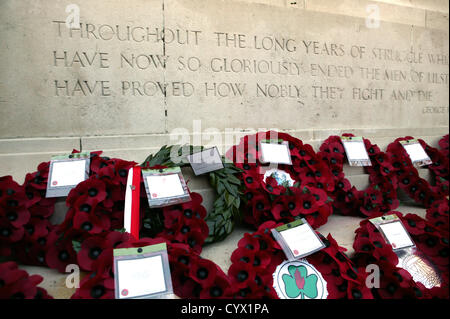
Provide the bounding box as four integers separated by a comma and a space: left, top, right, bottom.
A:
0, 132, 449, 299
318, 134, 399, 217
386, 137, 448, 208
0, 151, 213, 299
352, 210, 449, 299
225, 131, 334, 229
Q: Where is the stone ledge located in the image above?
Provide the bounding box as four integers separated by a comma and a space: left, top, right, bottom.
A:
1, 127, 446, 183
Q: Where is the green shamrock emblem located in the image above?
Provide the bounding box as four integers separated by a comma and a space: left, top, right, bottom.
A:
282, 265, 318, 299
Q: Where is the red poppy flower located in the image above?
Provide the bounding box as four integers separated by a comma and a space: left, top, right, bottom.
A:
297, 170, 317, 188
113, 159, 137, 186
242, 170, 263, 190
67, 178, 107, 207
0, 218, 25, 243
228, 262, 256, 289
22, 163, 50, 191
199, 273, 233, 299
72, 272, 114, 299
182, 192, 207, 218
45, 235, 77, 273
77, 235, 110, 271
298, 193, 319, 215
73, 210, 111, 234
262, 176, 286, 196
189, 258, 219, 288
347, 277, 374, 299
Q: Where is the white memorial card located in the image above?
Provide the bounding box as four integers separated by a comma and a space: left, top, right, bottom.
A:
379, 221, 415, 250
341, 136, 372, 166
142, 167, 191, 208
117, 255, 166, 298
187, 147, 224, 175
260, 142, 292, 165
271, 219, 325, 260
147, 174, 185, 199
113, 243, 173, 299
46, 152, 90, 198
50, 160, 87, 187
401, 140, 432, 167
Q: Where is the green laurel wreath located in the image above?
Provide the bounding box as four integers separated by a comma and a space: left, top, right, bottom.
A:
141, 145, 243, 244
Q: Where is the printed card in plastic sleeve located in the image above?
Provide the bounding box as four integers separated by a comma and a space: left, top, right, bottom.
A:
271, 219, 325, 261
45, 152, 90, 198
400, 139, 432, 167
142, 167, 191, 208
341, 136, 372, 167
113, 243, 174, 299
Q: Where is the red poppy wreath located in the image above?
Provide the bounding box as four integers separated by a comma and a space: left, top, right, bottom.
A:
352, 211, 449, 299
225, 131, 335, 230
1, 146, 370, 299
438, 134, 449, 159
318, 134, 400, 218
0, 150, 212, 298
386, 136, 449, 208
1, 134, 448, 300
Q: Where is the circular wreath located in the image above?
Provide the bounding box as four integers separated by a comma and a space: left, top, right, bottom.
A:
352, 211, 449, 299
226, 221, 372, 299
225, 131, 335, 229
318, 134, 399, 217
141, 144, 243, 243
386, 137, 449, 208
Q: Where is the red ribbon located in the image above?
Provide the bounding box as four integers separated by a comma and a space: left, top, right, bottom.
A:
130, 166, 141, 240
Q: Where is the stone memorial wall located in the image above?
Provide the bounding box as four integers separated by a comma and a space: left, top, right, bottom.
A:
0, 0, 448, 182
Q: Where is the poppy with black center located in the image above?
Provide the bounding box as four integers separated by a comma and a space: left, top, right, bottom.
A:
237, 270, 248, 282
210, 286, 223, 297
197, 268, 209, 279
90, 285, 105, 299
88, 247, 102, 260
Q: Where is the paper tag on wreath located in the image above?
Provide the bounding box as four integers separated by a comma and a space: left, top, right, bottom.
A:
259, 140, 292, 165
113, 243, 174, 299
370, 215, 442, 289
341, 136, 372, 167
142, 167, 191, 208
45, 152, 90, 198
271, 219, 325, 260
400, 139, 432, 167
369, 214, 415, 251
273, 259, 328, 299
187, 147, 224, 176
